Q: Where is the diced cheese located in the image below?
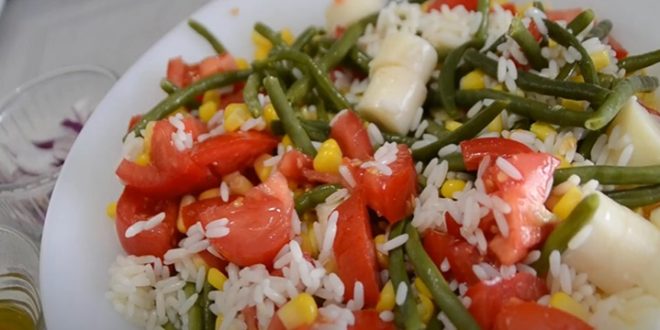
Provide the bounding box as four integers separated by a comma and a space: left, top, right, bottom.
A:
369, 32, 438, 82
325, 0, 385, 34
607, 97, 660, 166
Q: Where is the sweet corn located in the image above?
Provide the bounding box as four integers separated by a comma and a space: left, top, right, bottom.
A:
552, 186, 583, 221
460, 70, 486, 90
224, 103, 251, 132
572, 75, 585, 83
143, 121, 156, 155
199, 101, 218, 123
444, 120, 463, 132
637, 92, 660, 111
515, 2, 534, 15
421, 0, 432, 12
313, 139, 343, 174
548, 39, 558, 48
549, 292, 590, 321
492, 83, 505, 91
417, 293, 435, 324
252, 30, 272, 60
199, 188, 220, 200
254, 47, 270, 61
557, 155, 572, 169
281, 135, 293, 148
106, 202, 117, 219
263, 103, 279, 127
281, 28, 295, 46
277, 293, 319, 329
323, 257, 337, 274
376, 281, 396, 312
486, 114, 503, 133
235, 57, 250, 70
561, 98, 587, 112
530, 121, 557, 141
215, 314, 224, 330
590, 50, 611, 71
254, 154, 274, 182
374, 235, 389, 269
203, 90, 221, 105
414, 277, 432, 300
440, 179, 467, 198
135, 153, 150, 166
223, 171, 254, 195
301, 106, 318, 121
208, 267, 228, 290
301, 221, 319, 257
177, 195, 196, 233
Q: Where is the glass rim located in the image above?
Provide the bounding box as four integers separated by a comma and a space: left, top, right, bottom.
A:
0, 64, 117, 193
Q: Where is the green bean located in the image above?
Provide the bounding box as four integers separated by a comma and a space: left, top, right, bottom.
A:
443, 152, 467, 172
315, 98, 329, 122
556, 63, 577, 81
413, 100, 509, 161
586, 19, 613, 41
188, 19, 227, 55
405, 225, 481, 330
201, 281, 214, 330
295, 184, 342, 214
585, 75, 659, 130
382, 132, 417, 147
164, 322, 177, 330
160, 78, 178, 95
291, 27, 318, 51
455, 89, 593, 127
475, 0, 490, 42
184, 283, 203, 330
439, 41, 481, 119
619, 49, 660, 73
485, 34, 507, 54
597, 73, 620, 90
425, 119, 449, 139
270, 118, 330, 142
348, 47, 372, 74
606, 184, 660, 208
263, 76, 317, 156
463, 49, 608, 102
567, 9, 595, 36
254, 22, 286, 48
532, 1, 545, 12
532, 194, 599, 274
555, 165, 660, 186
509, 18, 548, 70
545, 19, 599, 84
425, 313, 443, 330
244, 72, 263, 117
388, 221, 423, 330
576, 129, 602, 159
264, 49, 351, 110
126, 69, 252, 139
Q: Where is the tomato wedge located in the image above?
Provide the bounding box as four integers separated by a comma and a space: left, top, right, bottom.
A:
191, 131, 278, 176
360, 144, 417, 224
349, 310, 395, 330
333, 192, 380, 308
428, 0, 478, 12
199, 54, 237, 79
167, 56, 198, 88
483, 153, 559, 265
330, 111, 374, 161
115, 187, 179, 258
423, 230, 483, 285
494, 301, 593, 330
467, 272, 548, 330
546, 8, 583, 22
460, 138, 534, 171
181, 197, 234, 230
278, 150, 313, 184
199, 172, 293, 267
608, 36, 628, 60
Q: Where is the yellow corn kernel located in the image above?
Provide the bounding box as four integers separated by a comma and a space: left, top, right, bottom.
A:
106, 202, 117, 220
135, 153, 150, 166
637, 92, 660, 111
224, 103, 251, 132
208, 267, 228, 290
417, 293, 435, 324
254, 154, 274, 182
203, 90, 221, 105
199, 188, 220, 200
199, 101, 218, 124
223, 171, 254, 195
492, 83, 505, 91
323, 257, 337, 274
460, 70, 486, 90
177, 195, 196, 233
421, 0, 432, 12
254, 46, 270, 60
143, 121, 156, 155
313, 139, 343, 174
414, 277, 432, 300
561, 98, 587, 112
591, 50, 611, 71
572, 75, 585, 83
277, 293, 319, 329
444, 120, 463, 132
556, 134, 577, 156
252, 29, 272, 48
486, 114, 503, 133
440, 179, 467, 199
301, 106, 318, 121
515, 2, 534, 16
263, 103, 280, 127
281, 135, 293, 147
281, 28, 295, 46
530, 122, 557, 141
376, 281, 396, 312
549, 292, 590, 321
490, 0, 508, 8
548, 39, 558, 49
557, 155, 571, 169
301, 221, 319, 257
374, 235, 389, 269
552, 186, 583, 221
215, 314, 223, 330
235, 57, 250, 70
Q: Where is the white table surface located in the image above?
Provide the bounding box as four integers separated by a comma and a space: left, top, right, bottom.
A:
0, 0, 209, 97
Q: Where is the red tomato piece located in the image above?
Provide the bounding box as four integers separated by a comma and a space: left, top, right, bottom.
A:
349, 310, 395, 330
167, 56, 199, 88
115, 187, 179, 258
333, 192, 380, 308
197, 249, 229, 271
423, 230, 483, 285
128, 115, 142, 132
181, 197, 233, 230
607, 36, 628, 60
199, 54, 238, 79
243, 306, 259, 330
428, 0, 478, 12
278, 150, 313, 184
494, 301, 593, 330
546, 8, 583, 22
360, 145, 417, 224
191, 131, 278, 177
482, 153, 559, 265
199, 172, 293, 267
330, 111, 374, 161
460, 137, 534, 171
267, 315, 286, 330
498, 2, 516, 15
467, 272, 549, 330
301, 168, 343, 185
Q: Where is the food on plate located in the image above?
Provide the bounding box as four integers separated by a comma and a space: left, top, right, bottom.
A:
105, 1, 660, 329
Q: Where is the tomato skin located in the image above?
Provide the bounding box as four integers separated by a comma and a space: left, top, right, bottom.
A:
546, 8, 583, 22
115, 187, 179, 258
333, 192, 381, 308
199, 172, 292, 267
460, 138, 534, 171
181, 197, 233, 230
428, 0, 478, 12
467, 273, 548, 330
191, 131, 278, 176
278, 150, 313, 184
167, 57, 191, 88
330, 111, 374, 161
349, 310, 395, 330
494, 301, 593, 330
423, 230, 483, 285
199, 54, 237, 79
608, 36, 628, 60
361, 145, 417, 224
197, 249, 228, 271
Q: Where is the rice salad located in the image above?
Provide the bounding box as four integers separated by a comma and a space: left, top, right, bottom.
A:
106, 0, 660, 329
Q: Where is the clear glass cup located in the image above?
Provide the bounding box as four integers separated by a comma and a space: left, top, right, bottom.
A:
0, 65, 117, 329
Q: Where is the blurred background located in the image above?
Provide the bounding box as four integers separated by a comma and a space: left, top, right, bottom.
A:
0, 0, 209, 96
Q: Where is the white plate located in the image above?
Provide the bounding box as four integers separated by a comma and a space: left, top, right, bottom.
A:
40, 0, 660, 329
